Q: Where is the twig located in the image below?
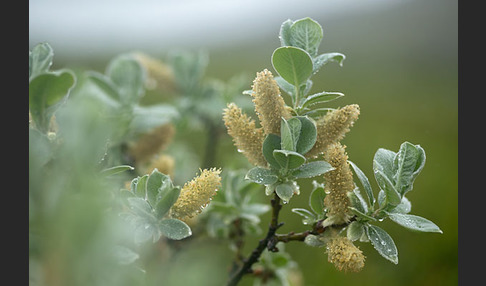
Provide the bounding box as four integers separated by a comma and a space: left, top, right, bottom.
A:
225, 195, 283, 286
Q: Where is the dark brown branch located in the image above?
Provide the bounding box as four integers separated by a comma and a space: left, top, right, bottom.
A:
225, 195, 283, 286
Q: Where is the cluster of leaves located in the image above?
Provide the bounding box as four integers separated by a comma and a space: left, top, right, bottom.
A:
119, 169, 192, 243
271, 17, 346, 117
293, 142, 442, 264
245, 116, 334, 203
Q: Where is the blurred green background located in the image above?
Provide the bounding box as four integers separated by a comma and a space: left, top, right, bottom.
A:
30, 0, 457, 285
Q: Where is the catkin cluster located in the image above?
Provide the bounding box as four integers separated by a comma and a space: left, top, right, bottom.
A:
326, 235, 365, 272
323, 142, 355, 225
170, 168, 222, 221
306, 104, 359, 159
223, 69, 290, 166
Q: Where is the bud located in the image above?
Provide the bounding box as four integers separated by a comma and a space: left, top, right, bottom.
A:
322, 143, 354, 225
170, 168, 222, 221
251, 69, 291, 135
128, 123, 175, 164
326, 235, 365, 272
223, 103, 267, 167
306, 104, 359, 159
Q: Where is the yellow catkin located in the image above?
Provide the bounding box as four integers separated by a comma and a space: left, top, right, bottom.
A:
251, 69, 291, 135
223, 103, 267, 167
306, 104, 360, 159
129, 123, 175, 164
326, 236, 365, 272
170, 168, 222, 221
144, 154, 175, 178
133, 52, 177, 93
323, 143, 354, 225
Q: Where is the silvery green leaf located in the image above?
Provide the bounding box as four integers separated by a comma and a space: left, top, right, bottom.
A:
309, 183, 326, 215
312, 52, 346, 74
366, 224, 399, 264
393, 142, 425, 196
245, 167, 278, 185
271, 46, 313, 87
280, 117, 301, 151
273, 150, 306, 170
374, 169, 401, 206
262, 134, 282, 169
373, 148, 396, 181
159, 218, 192, 240
292, 161, 334, 179
127, 197, 153, 219
106, 54, 146, 104
279, 19, 294, 46
29, 42, 54, 80
146, 169, 171, 207
275, 182, 295, 203
274, 76, 295, 104
154, 186, 180, 219
388, 213, 442, 233
347, 221, 365, 241
304, 234, 325, 247
349, 160, 375, 207
288, 17, 323, 57
112, 245, 139, 265
300, 92, 344, 109
100, 165, 134, 177
348, 207, 376, 222
291, 208, 317, 225
389, 196, 412, 214
294, 116, 317, 155
347, 188, 368, 214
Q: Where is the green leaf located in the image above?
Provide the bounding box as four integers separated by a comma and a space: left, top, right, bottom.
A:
29, 71, 75, 133
273, 149, 306, 170
347, 221, 365, 241
292, 161, 334, 179
348, 207, 376, 222
374, 169, 401, 206
100, 165, 134, 177
280, 117, 301, 151
133, 218, 160, 244
245, 167, 278, 185
294, 116, 317, 155
29, 42, 54, 80
393, 142, 424, 196
291, 208, 317, 225
274, 76, 295, 104
159, 218, 192, 240
86, 71, 121, 101
262, 134, 282, 169
312, 52, 346, 74
348, 188, 369, 214
309, 183, 326, 215
275, 182, 295, 202
134, 174, 149, 198
288, 17, 323, 57
106, 54, 146, 104
304, 234, 326, 247
146, 169, 170, 207
279, 19, 293, 46
271, 46, 313, 87
155, 186, 180, 219
373, 148, 396, 181
127, 197, 154, 219
348, 160, 375, 207
387, 213, 442, 233
112, 245, 139, 265
366, 224, 399, 264
389, 196, 412, 214
300, 91, 344, 109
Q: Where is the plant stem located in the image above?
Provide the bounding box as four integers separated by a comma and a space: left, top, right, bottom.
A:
225, 195, 283, 286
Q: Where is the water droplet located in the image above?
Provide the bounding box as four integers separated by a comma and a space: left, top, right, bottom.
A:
237, 149, 243, 153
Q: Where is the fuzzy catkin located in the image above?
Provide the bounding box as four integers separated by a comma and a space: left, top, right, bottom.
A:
223, 103, 267, 167
128, 123, 175, 164
133, 52, 176, 93
323, 143, 354, 224
326, 236, 365, 272
251, 69, 291, 135
170, 168, 222, 221
306, 104, 360, 159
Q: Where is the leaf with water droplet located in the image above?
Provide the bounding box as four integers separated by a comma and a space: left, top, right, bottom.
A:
387, 213, 442, 233
366, 224, 399, 264
159, 218, 192, 240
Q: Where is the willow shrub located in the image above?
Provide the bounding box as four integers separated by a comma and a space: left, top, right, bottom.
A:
29, 17, 441, 286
